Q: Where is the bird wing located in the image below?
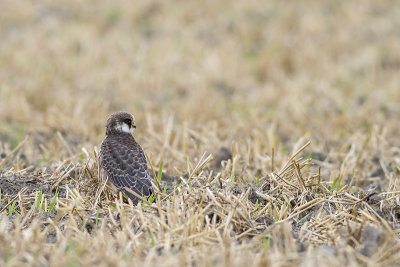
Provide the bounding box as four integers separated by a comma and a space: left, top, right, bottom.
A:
99, 135, 155, 204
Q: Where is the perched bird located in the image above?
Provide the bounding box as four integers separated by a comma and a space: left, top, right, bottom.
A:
98, 111, 155, 204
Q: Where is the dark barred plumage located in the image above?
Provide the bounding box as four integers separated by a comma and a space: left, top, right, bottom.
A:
98, 111, 155, 204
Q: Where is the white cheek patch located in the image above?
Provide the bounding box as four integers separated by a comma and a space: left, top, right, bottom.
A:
121, 123, 132, 134
115, 123, 133, 134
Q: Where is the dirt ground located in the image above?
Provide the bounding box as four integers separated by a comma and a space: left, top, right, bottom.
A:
0, 0, 399, 266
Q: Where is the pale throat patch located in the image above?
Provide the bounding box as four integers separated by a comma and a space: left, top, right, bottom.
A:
115, 122, 134, 134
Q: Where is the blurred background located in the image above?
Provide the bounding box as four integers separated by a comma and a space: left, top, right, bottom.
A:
0, 0, 399, 171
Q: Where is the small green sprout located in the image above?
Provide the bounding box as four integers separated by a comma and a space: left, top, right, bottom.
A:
163, 183, 168, 194
49, 188, 59, 213
79, 153, 84, 163
331, 176, 340, 192
150, 232, 155, 247
8, 198, 18, 216
37, 158, 50, 166
261, 236, 270, 248
300, 213, 310, 222
148, 193, 155, 204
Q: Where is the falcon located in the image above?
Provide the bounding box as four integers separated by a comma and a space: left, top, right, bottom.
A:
98, 111, 155, 204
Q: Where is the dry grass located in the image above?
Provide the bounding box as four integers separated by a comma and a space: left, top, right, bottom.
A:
0, 0, 400, 266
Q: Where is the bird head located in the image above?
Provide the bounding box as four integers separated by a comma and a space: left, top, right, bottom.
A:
105, 111, 136, 135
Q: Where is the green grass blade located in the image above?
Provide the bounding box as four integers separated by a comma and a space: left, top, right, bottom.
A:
149, 193, 155, 204
301, 213, 310, 222
8, 199, 17, 216
49, 188, 59, 213
150, 232, 155, 247
36, 189, 43, 210
331, 176, 339, 192
163, 183, 167, 194
261, 236, 270, 249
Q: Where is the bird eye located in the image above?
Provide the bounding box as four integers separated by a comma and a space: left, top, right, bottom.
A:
125, 119, 132, 125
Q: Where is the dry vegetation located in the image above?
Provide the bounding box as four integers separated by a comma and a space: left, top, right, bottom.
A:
1, 0, 400, 266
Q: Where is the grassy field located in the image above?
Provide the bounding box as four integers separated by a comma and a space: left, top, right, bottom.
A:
0, 0, 400, 266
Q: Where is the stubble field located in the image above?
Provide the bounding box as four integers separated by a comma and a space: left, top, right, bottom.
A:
0, 0, 400, 266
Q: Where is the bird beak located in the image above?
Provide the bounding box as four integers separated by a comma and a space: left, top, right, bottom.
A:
132, 122, 136, 129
